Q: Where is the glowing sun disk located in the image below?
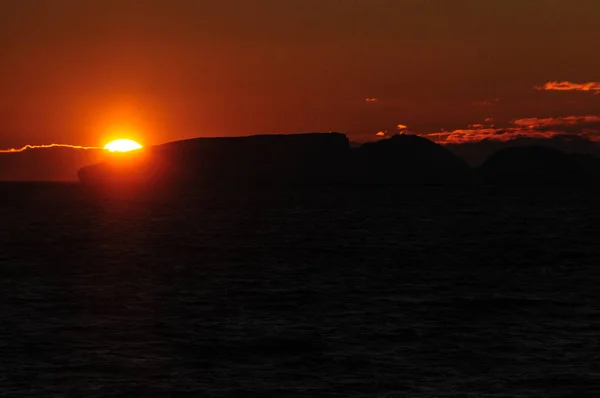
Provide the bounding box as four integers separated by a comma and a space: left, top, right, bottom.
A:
104, 139, 143, 152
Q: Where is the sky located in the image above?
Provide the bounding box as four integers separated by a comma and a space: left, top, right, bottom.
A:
1, 0, 600, 148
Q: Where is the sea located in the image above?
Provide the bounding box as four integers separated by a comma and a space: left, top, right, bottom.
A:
1, 182, 600, 397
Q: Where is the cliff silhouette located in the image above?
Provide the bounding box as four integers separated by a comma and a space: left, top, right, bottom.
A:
79, 133, 350, 190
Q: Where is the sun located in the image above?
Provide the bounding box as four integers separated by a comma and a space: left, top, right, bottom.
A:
104, 139, 143, 152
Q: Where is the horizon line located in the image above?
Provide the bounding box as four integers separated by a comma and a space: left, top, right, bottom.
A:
0, 144, 101, 153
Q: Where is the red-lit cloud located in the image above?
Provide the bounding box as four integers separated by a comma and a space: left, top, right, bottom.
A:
535, 81, 600, 94
424, 128, 503, 144
513, 115, 600, 129
0, 144, 99, 153
373, 124, 407, 138
423, 115, 600, 144
365, 97, 379, 103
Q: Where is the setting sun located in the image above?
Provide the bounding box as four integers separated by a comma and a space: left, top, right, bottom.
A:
104, 139, 143, 152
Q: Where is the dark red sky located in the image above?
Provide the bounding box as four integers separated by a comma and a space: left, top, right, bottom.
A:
1, 0, 600, 147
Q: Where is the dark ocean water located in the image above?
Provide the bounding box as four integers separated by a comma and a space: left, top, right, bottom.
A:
2, 182, 600, 397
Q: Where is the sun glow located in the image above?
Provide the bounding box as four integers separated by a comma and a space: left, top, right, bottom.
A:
104, 139, 143, 152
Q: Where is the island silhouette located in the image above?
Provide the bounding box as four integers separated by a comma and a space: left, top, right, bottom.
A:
76, 133, 600, 190
2, 133, 600, 187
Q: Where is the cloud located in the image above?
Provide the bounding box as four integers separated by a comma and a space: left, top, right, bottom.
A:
0, 144, 99, 153
365, 97, 379, 103
535, 81, 600, 94
424, 128, 503, 144
396, 124, 408, 131
513, 116, 600, 133
484, 117, 494, 123
376, 131, 386, 137
422, 115, 600, 144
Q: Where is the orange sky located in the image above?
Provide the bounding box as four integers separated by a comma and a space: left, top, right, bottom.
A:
1, 0, 600, 147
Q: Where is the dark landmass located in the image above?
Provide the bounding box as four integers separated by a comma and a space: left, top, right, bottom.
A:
78, 133, 350, 192
78, 133, 476, 190
571, 153, 600, 177
350, 134, 474, 184
445, 134, 600, 167
153, 133, 350, 185
4, 133, 600, 187
0, 147, 103, 181
478, 145, 592, 184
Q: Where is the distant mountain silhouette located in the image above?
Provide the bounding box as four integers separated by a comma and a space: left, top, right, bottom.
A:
478, 146, 589, 184
446, 135, 600, 167
350, 134, 474, 184
0, 147, 103, 181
